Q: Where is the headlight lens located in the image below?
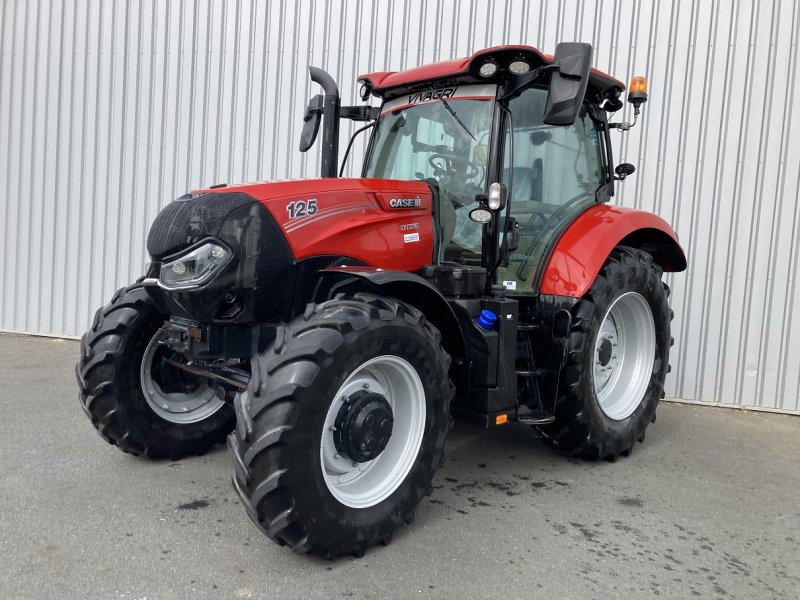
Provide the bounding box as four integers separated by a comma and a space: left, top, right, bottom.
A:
159, 241, 231, 289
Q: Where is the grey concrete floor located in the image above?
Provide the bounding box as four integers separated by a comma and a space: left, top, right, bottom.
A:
1, 333, 799, 600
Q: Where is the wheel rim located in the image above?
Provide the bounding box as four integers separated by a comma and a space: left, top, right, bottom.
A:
140, 330, 225, 424
593, 292, 656, 421
320, 355, 426, 509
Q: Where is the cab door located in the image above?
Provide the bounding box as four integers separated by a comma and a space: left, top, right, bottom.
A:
497, 86, 606, 294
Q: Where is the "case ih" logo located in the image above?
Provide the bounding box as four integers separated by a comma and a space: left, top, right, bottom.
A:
389, 198, 422, 208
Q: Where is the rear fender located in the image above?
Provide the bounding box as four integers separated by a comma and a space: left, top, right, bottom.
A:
540, 205, 686, 297
314, 267, 469, 397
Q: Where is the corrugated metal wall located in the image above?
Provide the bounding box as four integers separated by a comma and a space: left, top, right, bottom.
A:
1, 0, 799, 413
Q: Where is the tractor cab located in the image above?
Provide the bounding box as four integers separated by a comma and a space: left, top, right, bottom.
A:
301, 44, 630, 296
361, 78, 606, 293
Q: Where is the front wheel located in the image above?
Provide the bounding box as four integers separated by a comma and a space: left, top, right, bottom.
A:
537, 246, 673, 460
228, 294, 454, 558
75, 284, 235, 459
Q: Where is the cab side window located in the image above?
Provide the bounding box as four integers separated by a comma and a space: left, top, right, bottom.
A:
499, 87, 604, 291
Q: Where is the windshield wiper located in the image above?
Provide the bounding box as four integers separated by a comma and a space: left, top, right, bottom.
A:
441, 99, 476, 141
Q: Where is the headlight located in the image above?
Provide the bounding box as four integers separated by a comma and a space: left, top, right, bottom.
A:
159, 241, 231, 289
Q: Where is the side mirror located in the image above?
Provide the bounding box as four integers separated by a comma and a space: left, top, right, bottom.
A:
615, 163, 636, 180
299, 94, 324, 152
543, 42, 592, 126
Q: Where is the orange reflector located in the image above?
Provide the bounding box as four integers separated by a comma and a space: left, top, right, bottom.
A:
629, 75, 648, 94
495, 414, 509, 425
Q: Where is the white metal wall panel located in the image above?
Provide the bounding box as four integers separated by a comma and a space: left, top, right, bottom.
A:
1, 0, 799, 413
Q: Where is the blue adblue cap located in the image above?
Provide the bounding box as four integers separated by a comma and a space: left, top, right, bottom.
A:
476, 309, 497, 330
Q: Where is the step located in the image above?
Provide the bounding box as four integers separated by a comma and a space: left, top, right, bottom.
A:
515, 367, 547, 378
516, 409, 556, 426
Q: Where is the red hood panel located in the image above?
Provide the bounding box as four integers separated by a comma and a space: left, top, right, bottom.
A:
193, 178, 434, 272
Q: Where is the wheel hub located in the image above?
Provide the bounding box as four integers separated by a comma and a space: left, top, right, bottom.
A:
334, 390, 394, 463
321, 355, 426, 509
597, 338, 613, 366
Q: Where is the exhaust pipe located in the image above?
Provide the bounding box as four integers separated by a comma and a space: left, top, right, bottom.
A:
309, 67, 340, 178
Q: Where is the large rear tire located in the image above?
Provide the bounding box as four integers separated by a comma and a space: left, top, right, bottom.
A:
228, 294, 454, 558
537, 246, 672, 460
75, 284, 235, 459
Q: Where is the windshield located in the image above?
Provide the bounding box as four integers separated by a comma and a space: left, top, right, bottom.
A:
364, 84, 496, 261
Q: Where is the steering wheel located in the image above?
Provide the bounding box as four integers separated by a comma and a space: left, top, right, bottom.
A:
428, 152, 480, 181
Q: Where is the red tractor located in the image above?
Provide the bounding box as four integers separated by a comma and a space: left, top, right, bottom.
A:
76, 43, 685, 558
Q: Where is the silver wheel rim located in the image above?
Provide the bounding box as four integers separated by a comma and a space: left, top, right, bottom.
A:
140, 330, 225, 424
320, 355, 426, 509
593, 292, 656, 421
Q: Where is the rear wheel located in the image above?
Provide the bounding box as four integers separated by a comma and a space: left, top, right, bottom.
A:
537, 246, 672, 460
75, 284, 235, 459
228, 294, 454, 558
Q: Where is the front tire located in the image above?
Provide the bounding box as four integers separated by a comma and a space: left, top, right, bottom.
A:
537, 246, 672, 460
228, 294, 454, 558
75, 284, 235, 459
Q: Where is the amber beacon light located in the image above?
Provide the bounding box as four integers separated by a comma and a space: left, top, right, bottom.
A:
628, 75, 648, 105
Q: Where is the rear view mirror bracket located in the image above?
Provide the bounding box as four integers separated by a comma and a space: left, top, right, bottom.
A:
340, 105, 380, 122
498, 65, 556, 104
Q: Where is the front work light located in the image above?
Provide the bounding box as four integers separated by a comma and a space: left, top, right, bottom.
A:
478, 61, 498, 78
508, 60, 530, 75
469, 207, 493, 224
159, 241, 231, 289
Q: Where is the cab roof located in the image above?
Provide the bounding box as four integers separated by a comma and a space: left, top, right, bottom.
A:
358, 44, 625, 102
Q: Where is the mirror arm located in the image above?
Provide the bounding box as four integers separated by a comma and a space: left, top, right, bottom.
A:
340, 105, 380, 122
498, 65, 556, 104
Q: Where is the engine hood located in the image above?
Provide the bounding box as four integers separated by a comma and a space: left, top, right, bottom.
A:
191, 177, 430, 205
190, 177, 435, 272
144, 177, 435, 325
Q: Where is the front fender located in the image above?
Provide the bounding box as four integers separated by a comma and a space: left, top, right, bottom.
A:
540, 205, 686, 298
315, 267, 469, 397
